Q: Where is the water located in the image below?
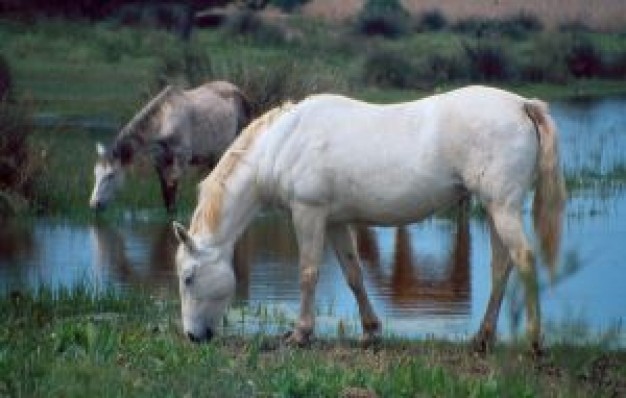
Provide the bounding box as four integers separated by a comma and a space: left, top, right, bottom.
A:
1, 97, 625, 344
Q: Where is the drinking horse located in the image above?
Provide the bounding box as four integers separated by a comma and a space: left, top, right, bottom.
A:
89, 80, 250, 212
172, 86, 566, 353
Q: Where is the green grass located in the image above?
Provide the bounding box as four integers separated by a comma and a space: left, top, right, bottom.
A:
1, 286, 624, 397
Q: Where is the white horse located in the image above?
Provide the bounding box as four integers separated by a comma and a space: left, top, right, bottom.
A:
89, 81, 250, 212
172, 86, 566, 353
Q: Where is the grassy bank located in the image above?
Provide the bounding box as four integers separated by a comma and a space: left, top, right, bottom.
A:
1, 286, 624, 397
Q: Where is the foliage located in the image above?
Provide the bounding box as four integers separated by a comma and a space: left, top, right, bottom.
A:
452, 13, 543, 39
361, 47, 417, 89
0, 57, 42, 216
416, 9, 448, 32
354, 0, 412, 38
464, 40, 513, 81
566, 35, 604, 78
222, 9, 286, 44
269, 0, 310, 12
0, 55, 11, 99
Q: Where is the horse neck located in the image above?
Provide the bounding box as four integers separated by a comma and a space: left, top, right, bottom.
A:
193, 154, 261, 248
111, 134, 143, 167
114, 91, 177, 163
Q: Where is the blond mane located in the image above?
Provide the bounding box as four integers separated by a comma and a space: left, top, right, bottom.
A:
190, 102, 295, 234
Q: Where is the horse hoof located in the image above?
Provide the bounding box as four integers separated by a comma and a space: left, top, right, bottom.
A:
471, 334, 493, 355
531, 341, 544, 359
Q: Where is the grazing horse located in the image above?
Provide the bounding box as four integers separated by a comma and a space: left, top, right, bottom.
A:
89, 81, 250, 212
172, 86, 566, 353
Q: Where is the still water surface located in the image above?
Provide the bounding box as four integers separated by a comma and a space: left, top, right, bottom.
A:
1, 97, 625, 343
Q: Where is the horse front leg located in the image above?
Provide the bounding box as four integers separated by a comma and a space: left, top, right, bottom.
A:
156, 166, 178, 213
286, 203, 327, 346
328, 224, 381, 344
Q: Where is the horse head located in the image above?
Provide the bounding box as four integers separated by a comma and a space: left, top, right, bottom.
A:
89, 142, 125, 211
173, 222, 235, 343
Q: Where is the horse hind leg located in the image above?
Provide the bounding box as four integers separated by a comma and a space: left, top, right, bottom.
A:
484, 204, 541, 354
473, 213, 513, 353
328, 224, 381, 344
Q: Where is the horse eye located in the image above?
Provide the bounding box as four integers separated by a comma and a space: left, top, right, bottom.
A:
184, 275, 193, 287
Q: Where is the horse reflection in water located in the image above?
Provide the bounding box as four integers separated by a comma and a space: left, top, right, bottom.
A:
355, 206, 470, 316
89, 221, 177, 290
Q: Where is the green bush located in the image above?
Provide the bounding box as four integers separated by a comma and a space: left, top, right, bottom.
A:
453, 13, 542, 39
361, 47, 417, 89
413, 52, 470, 86
0, 98, 39, 216
354, 0, 411, 39
0, 55, 11, 99
269, 0, 310, 12
223, 10, 286, 45
566, 36, 603, 78
0, 55, 45, 216
464, 41, 514, 81
602, 51, 626, 78
416, 9, 448, 32
209, 58, 345, 116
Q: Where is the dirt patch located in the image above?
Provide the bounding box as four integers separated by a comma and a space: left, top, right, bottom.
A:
218, 336, 626, 397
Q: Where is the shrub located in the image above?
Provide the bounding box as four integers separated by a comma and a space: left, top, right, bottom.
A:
464, 41, 513, 81
354, 0, 411, 39
413, 52, 470, 86
269, 0, 310, 12
0, 101, 40, 216
210, 59, 345, 116
416, 9, 448, 32
453, 13, 542, 39
602, 51, 626, 79
0, 55, 11, 100
566, 37, 603, 78
0, 55, 44, 216
223, 9, 286, 45
361, 48, 417, 89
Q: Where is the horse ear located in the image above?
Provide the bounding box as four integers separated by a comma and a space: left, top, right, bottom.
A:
172, 221, 196, 252
96, 142, 107, 157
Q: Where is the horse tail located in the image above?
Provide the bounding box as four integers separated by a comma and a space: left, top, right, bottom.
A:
524, 100, 567, 274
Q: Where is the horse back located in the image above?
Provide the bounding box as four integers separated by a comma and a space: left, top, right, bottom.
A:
260, 87, 540, 224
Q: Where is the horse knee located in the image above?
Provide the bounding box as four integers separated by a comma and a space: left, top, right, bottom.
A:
512, 247, 535, 270
300, 265, 319, 291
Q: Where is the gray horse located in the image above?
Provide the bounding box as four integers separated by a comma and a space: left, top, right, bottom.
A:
89, 81, 250, 212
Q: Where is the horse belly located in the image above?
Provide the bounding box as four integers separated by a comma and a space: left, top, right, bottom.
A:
326, 167, 462, 225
